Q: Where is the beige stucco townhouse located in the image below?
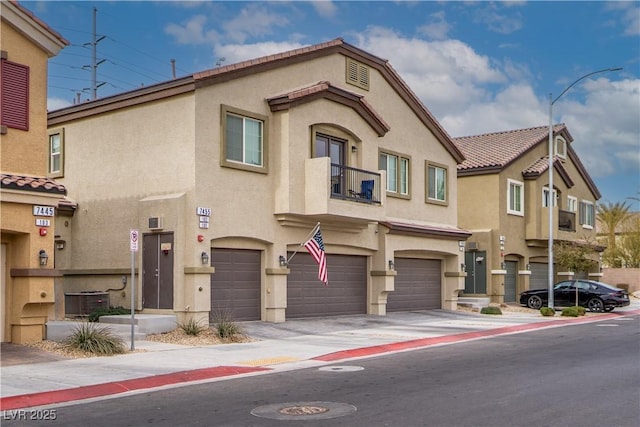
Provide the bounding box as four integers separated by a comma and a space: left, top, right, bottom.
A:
47, 38, 472, 325
454, 125, 603, 304
1, 1, 68, 343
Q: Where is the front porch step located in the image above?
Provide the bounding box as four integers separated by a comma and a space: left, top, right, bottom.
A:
457, 297, 491, 309
99, 314, 177, 334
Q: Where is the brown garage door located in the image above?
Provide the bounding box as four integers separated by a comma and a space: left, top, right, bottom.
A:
530, 262, 552, 290
388, 258, 441, 311
287, 253, 366, 318
210, 249, 261, 322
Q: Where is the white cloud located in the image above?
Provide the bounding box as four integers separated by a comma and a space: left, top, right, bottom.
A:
223, 4, 290, 43
558, 78, 640, 178
311, 1, 338, 19
165, 15, 220, 45
417, 11, 452, 40
213, 41, 307, 66
47, 97, 72, 111
472, 4, 523, 34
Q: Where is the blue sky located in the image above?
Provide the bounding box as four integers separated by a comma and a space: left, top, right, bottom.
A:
28, 0, 640, 208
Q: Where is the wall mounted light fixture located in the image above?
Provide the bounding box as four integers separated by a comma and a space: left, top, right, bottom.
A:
201, 251, 210, 265
526, 263, 531, 271
39, 249, 49, 266
279, 255, 288, 267
388, 259, 395, 271
461, 263, 466, 272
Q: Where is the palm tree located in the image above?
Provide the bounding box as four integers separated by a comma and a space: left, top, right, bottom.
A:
597, 201, 631, 267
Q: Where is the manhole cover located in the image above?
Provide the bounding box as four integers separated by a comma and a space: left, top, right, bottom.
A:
279, 405, 330, 415
251, 401, 356, 420
318, 365, 364, 372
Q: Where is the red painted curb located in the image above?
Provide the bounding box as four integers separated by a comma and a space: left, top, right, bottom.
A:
0, 365, 269, 411
2, 309, 637, 410
313, 309, 640, 362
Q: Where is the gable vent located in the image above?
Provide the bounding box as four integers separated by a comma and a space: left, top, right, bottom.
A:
346, 58, 370, 91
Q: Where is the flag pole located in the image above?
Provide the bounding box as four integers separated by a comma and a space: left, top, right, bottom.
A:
286, 222, 320, 264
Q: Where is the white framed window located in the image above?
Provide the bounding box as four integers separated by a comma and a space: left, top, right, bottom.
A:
555, 137, 567, 159
379, 150, 410, 197
542, 187, 557, 208
47, 128, 64, 178
221, 105, 268, 173
507, 179, 524, 215
567, 196, 577, 212
579, 200, 595, 228
426, 162, 448, 205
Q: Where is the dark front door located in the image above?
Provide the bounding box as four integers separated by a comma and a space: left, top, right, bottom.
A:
504, 261, 518, 302
464, 251, 487, 294
142, 233, 174, 309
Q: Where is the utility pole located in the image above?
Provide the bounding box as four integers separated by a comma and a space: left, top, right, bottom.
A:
83, 7, 105, 100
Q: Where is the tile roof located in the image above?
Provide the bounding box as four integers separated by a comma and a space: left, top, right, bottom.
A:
1, 174, 67, 195
454, 124, 568, 172
49, 37, 464, 163
267, 81, 390, 136
7, 1, 69, 47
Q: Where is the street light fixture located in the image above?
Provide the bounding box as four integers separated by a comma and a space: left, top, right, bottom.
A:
547, 67, 622, 308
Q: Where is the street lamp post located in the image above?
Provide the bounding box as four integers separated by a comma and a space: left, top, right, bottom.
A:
547, 67, 622, 309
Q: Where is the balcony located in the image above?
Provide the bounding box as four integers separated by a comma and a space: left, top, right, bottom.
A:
298, 157, 385, 223
558, 209, 576, 232
330, 163, 381, 204
526, 206, 578, 243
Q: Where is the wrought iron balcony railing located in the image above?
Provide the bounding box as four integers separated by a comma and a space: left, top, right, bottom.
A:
330, 163, 381, 204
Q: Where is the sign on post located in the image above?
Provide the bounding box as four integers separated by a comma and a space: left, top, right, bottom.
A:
129, 229, 139, 350
130, 229, 139, 252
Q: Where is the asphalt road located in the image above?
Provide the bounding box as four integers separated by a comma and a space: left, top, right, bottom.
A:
4, 315, 639, 427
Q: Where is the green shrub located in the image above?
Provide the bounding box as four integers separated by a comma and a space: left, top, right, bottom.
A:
64, 322, 126, 355
561, 307, 580, 317
88, 306, 130, 322
178, 318, 209, 336
480, 306, 502, 315
540, 307, 555, 317
211, 309, 244, 341
575, 306, 586, 316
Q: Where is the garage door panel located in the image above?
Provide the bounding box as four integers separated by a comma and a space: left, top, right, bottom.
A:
287, 253, 366, 318
530, 262, 552, 290
210, 249, 261, 322
388, 258, 441, 312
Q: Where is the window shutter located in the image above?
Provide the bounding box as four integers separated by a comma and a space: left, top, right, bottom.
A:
579, 202, 585, 224
0, 59, 30, 131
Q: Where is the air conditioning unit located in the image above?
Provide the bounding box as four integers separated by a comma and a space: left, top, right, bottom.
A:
65, 292, 110, 317
467, 242, 478, 250
148, 216, 164, 230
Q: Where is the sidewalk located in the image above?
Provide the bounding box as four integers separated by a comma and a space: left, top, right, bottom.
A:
2, 304, 639, 410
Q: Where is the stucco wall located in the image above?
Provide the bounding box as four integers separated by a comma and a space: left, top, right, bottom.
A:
601, 268, 639, 293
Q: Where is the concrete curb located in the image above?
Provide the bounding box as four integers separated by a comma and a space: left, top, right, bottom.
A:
2, 308, 638, 411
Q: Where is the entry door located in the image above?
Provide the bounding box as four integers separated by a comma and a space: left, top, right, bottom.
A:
316, 133, 346, 196
504, 261, 518, 302
143, 233, 174, 309
464, 251, 487, 294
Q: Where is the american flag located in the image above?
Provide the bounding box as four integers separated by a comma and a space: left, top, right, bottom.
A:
304, 225, 328, 286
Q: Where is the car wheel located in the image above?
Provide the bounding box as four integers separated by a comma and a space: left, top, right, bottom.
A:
604, 307, 614, 312
527, 295, 543, 310
587, 298, 604, 313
